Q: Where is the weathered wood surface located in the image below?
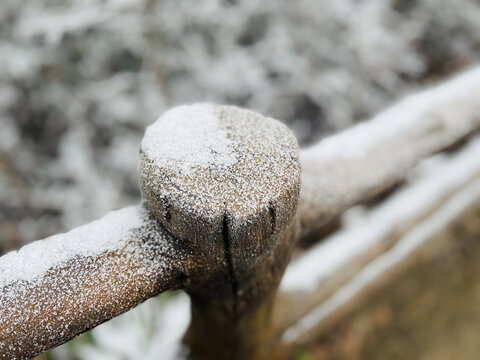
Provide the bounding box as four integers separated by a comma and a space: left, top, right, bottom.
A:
139, 104, 301, 360
1, 104, 302, 360
0, 206, 194, 359
274, 191, 480, 360
139, 104, 300, 310
276, 137, 480, 337
1, 66, 480, 359
298, 66, 480, 237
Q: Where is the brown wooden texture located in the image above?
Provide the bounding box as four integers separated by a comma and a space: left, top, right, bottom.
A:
1, 66, 480, 359
139, 104, 302, 359
0, 207, 195, 359
277, 197, 480, 360
297, 67, 480, 238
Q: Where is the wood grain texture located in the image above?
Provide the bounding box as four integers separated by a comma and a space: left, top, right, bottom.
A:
297, 66, 480, 238
2, 64, 480, 359
0, 206, 194, 360
139, 104, 302, 359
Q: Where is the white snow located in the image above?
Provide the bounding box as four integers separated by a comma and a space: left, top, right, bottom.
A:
0, 206, 143, 287
0, 204, 185, 358
141, 104, 238, 174
297, 65, 480, 236
302, 66, 480, 160
282, 177, 480, 343
282, 137, 480, 292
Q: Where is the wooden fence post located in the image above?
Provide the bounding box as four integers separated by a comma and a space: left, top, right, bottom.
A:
3, 66, 480, 359
139, 104, 301, 359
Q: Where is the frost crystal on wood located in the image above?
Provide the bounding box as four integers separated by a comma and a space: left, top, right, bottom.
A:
1, 65, 480, 359
0, 206, 193, 359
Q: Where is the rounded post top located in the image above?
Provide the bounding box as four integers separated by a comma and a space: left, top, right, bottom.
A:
139, 103, 300, 257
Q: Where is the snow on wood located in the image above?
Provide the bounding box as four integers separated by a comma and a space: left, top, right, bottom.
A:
297, 66, 480, 235
2, 63, 480, 358
0, 206, 142, 286
0, 206, 191, 360
139, 103, 301, 296
281, 169, 480, 344
283, 137, 480, 293
141, 104, 239, 174
139, 103, 302, 360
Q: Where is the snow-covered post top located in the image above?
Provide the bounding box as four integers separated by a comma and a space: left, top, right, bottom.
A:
0, 103, 301, 360
140, 104, 300, 257
140, 104, 300, 288
139, 104, 301, 359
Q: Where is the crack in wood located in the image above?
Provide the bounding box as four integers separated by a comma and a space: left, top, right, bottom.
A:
269, 203, 276, 235
222, 209, 239, 312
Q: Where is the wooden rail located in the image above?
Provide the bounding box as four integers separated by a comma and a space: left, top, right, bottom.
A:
1, 66, 480, 359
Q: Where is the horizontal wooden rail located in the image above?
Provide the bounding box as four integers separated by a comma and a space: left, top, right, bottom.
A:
1, 65, 480, 359
298, 66, 480, 237
277, 136, 480, 341
0, 206, 195, 359
281, 178, 480, 347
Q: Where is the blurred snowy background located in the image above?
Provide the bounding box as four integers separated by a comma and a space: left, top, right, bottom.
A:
1, 0, 479, 359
